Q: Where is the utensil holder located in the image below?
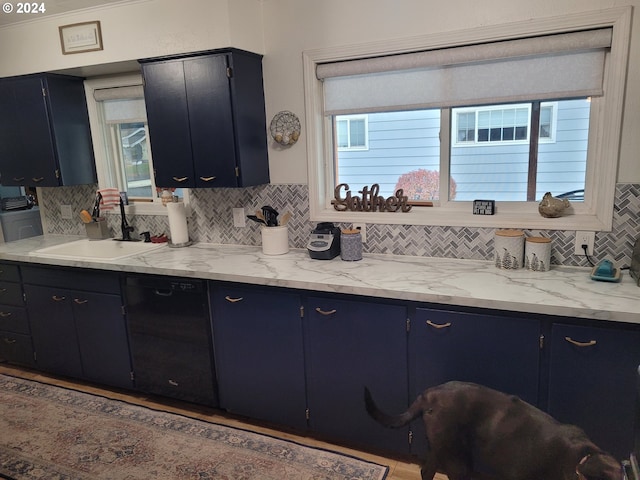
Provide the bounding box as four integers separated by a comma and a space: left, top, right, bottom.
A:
85, 218, 110, 239
261, 226, 289, 255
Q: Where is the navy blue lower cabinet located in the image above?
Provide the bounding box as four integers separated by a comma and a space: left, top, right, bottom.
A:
210, 284, 307, 430
26, 284, 133, 389
409, 308, 541, 457
304, 296, 409, 454
72, 290, 133, 390
25, 284, 83, 379
548, 323, 640, 460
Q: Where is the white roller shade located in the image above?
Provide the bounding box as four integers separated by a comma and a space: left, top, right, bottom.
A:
318, 28, 611, 115
94, 85, 147, 124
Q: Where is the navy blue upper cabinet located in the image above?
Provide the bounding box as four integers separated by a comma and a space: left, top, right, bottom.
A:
140, 49, 270, 188
0, 74, 96, 187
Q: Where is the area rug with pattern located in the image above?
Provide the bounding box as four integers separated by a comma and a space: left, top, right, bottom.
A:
0, 374, 388, 480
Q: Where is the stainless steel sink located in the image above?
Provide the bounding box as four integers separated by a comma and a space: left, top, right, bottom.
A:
33, 238, 166, 261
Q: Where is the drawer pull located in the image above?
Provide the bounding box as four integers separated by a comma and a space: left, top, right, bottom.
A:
0, 311, 12, 318
172, 176, 189, 183
564, 336, 597, 348
2, 337, 16, 344
12, 177, 25, 182
426, 320, 452, 329
0, 288, 6, 293
168, 379, 179, 387
315, 308, 337, 316
32, 177, 45, 183
200, 176, 216, 182
52, 295, 66, 302
74, 298, 89, 305
224, 296, 243, 303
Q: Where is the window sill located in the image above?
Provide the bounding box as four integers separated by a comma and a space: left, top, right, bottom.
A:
310, 204, 609, 231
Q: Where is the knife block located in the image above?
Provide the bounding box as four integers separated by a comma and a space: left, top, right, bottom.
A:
85, 218, 111, 239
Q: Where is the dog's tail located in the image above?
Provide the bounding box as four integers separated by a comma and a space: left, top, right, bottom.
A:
364, 387, 424, 428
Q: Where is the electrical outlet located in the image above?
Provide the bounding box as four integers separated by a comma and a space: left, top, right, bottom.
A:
232, 207, 246, 227
60, 204, 73, 220
352, 223, 367, 243
574, 231, 595, 256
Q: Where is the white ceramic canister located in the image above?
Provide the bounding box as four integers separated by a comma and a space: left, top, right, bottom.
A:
494, 229, 524, 269
261, 225, 289, 255
340, 229, 363, 261
524, 236, 552, 272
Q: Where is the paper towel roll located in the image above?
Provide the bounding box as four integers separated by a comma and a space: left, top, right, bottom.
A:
167, 202, 189, 244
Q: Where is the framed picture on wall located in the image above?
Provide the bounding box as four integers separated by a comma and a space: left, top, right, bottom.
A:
59, 21, 103, 55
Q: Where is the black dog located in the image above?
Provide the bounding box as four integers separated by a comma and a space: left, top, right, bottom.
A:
365, 381, 623, 480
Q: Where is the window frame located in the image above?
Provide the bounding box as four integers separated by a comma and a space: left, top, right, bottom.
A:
84, 74, 188, 216
336, 114, 369, 151
452, 103, 538, 147
302, 7, 631, 231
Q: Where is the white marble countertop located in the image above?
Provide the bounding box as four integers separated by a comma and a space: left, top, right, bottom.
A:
1, 235, 639, 324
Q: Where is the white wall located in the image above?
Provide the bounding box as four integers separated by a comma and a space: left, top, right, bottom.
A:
1, 0, 638, 184
0, 0, 264, 75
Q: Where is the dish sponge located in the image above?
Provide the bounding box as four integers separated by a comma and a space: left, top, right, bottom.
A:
590, 259, 622, 282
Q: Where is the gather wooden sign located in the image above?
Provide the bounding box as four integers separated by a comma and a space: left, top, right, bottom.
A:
331, 183, 412, 212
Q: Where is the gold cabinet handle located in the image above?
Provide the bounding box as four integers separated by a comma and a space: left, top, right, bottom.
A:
168, 379, 179, 386
315, 308, 337, 316
74, 298, 89, 305
564, 336, 597, 347
52, 295, 66, 302
426, 320, 452, 329
0, 311, 13, 318
199, 176, 216, 182
31, 177, 45, 183
224, 296, 243, 303
172, 176, 189, 183
3, 337, 16, 344
12, 177, 25, 182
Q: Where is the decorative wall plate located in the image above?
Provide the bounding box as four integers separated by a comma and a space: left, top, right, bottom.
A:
270, 111, 301, 146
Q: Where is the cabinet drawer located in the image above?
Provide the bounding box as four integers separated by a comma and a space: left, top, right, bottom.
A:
22, 266, 121, 294
0, 305, 29, 334
0, 281, 24, 306
0, 331, 34, 367
0, 263, 20, 282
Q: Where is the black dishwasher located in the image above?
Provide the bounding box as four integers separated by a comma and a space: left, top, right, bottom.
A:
124, 275, 218, 406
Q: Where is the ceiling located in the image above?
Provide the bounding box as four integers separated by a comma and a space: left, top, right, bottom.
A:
0, 0, 125, 26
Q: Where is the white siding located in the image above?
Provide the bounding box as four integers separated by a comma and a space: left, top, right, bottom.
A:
336, 100, 589, 201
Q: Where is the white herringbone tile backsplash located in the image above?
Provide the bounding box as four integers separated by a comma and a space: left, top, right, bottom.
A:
38, 183, 639, 268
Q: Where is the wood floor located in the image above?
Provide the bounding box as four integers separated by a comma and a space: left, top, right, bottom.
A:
0, 364, 448, 480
